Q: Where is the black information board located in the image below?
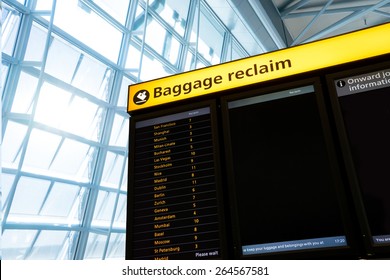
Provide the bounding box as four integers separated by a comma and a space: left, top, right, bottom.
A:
221, 81, 352, 258
330, 64, 390, 250
129, 104, 224, 259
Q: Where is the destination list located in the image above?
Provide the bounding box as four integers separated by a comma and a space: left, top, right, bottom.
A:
132, 107, 222, 259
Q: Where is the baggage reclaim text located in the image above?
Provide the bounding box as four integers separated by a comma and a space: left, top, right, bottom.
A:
153, 59, 292, 98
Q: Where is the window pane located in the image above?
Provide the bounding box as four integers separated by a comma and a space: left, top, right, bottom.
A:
11, 71, 39, 114
232, 41, 248, 61
1, 6, 21, 56
22, 128, 62, 172
185, 50, 207, 71
2, 230, 38, 260
118, 76, 132, 107
125, 44, 141, 70
84, 233, 107, 259
27, 230, 70, 260
40, 182, 82, 218
2, 121, 28, 168
101, 152, 125, 189
34, 82, 72, 128
184, 51, 195, 71
120, 159, 128, 191
24, 22, 47, 62
191, 8, 223, 64
132, 4, 145, 33
45, 36, 81, 83
1, 173, 17, 212
34, 0, 53, 10
92, 190, 117, 226
196, 58, 206, 69
151, 0, 190, 37
54, 0, 122, 62
143, 15, 180, 65
9, 176, 51, 216
35, 82, 103, 140
140, 54, 174, 81
1, 63, 10, 91
50, 138, 92, 178
106, 233, 125, 259
60, 96, 103, 141
109, 113, 129, 147
71, 54, 113, 101
112, 194, 126, 228
92, 0, 130, 25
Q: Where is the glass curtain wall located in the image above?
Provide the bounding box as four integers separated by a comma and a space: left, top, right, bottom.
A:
1, 0, 250, 259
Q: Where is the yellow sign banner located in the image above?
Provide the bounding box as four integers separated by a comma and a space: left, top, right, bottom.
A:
128, 23, 390, 112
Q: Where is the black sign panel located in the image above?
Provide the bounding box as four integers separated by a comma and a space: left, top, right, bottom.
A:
222, 82, 351, 258
333, 66, 390, 247
129, 105, 223, 260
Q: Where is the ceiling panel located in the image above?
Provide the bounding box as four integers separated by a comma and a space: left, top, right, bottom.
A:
271, 0, 390, 45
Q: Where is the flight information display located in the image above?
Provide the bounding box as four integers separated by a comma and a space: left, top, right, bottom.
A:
333, 66, 390, 246
129, 105, 223, 259
223, 83, 349, 257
